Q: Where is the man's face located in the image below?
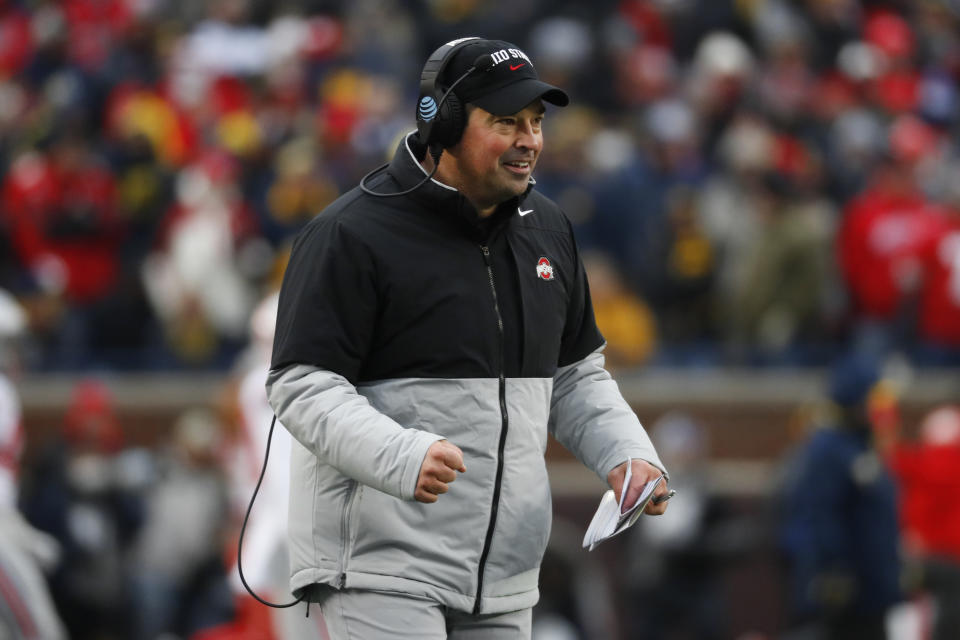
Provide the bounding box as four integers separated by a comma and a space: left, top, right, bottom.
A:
441, 100, 545, 212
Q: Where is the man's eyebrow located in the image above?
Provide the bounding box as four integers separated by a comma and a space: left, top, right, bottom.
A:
489, 104, 546, 121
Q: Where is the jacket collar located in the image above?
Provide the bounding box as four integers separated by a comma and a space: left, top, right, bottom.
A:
386, 132, 534, 234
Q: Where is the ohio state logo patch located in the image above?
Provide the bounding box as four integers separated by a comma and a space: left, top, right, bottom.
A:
536, 257, 555, 281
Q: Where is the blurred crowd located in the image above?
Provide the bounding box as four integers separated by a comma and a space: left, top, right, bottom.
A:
0, 0, 959, 371
2, 3, 960, 638
531, 356, 960, 640
4, 300, 960, 640
0, 286, 331, 639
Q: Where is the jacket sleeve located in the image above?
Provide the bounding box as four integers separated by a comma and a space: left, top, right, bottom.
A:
549, 346, 666, 480
549, 218, 666, 480
267, 364, 443, 500
268, 210, 443, 500
556, 216, 605, 369
271, 213, 375, 380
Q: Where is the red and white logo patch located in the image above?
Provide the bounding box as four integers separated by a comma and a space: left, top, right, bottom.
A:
536, 257, 555, 281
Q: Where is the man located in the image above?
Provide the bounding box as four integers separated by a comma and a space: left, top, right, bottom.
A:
267, 37, 670, 639
779, 353, 901, 640
913, 183, 960, 364
836, 141, 942, 356
873, 399, 960, 640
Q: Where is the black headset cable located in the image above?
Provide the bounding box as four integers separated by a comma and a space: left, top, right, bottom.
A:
237, 415, 305, 609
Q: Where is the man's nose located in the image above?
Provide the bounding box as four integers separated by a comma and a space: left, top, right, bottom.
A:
515, 124, 542, 152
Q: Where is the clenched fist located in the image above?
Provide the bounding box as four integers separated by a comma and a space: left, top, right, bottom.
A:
415, 440, 466, 503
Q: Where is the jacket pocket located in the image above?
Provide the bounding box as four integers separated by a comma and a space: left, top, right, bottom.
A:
338, 481, 363, 582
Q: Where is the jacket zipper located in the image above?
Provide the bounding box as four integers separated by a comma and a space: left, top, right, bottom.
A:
474, 244, 509, 615
338, 481, 360, 588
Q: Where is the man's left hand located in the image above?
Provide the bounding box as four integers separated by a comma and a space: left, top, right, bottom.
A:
606, 459, 670, 516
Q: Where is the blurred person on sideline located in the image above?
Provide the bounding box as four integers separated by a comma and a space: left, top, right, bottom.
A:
725, 169, 834, 365
836, 119, 944, 357
268, 37, 671, 639
582, 251, 656, 370
0, 133, 130, 369
686, 32, 756, 160
643, 185, 718, 365
18, 379, 147, 640
779, 354, 902, 640
128, 408, 233, 640
912, 173, 960, 365
697, 113, 777, 337
0, 289, 68, 639
218, 290, 329, 639
141, 149, 262, 368
622, 412, 739, 640
530, 518, 622, 640
871, 394, 960, 640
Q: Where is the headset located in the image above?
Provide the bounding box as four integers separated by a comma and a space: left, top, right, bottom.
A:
360, 37, 494, 197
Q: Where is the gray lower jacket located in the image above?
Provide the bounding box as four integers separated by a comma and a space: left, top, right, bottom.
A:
267, 349, 664, 614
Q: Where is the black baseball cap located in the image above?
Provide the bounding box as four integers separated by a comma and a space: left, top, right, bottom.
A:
444, 39, 569, 115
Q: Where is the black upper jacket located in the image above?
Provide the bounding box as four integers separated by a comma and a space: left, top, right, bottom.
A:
272, 133, 602, 381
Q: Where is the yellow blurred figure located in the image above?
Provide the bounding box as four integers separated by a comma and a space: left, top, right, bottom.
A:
583, 252, 656, 369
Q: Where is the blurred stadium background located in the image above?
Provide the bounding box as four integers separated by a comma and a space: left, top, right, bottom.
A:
2, 0, 960, 638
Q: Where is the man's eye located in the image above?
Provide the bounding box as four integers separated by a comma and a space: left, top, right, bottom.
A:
498, 119, 515, 125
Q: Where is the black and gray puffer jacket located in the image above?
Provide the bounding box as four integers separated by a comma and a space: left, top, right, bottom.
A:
267, 132, 665, 615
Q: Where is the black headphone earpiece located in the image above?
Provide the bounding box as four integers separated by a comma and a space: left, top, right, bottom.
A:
417, 37, 479, 154
360, 38, 492, 198
428, 90, 464, 150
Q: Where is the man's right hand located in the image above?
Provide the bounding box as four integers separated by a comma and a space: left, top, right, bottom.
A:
415, 440, 466, 503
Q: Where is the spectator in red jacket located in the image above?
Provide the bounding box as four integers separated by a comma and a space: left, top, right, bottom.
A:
0, 134, 127, 368
836, 148, 943, 355
873, 397, 960, 640
0, 1, 32, 77
914, 190, 960, 364
1, 137, 122, 305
